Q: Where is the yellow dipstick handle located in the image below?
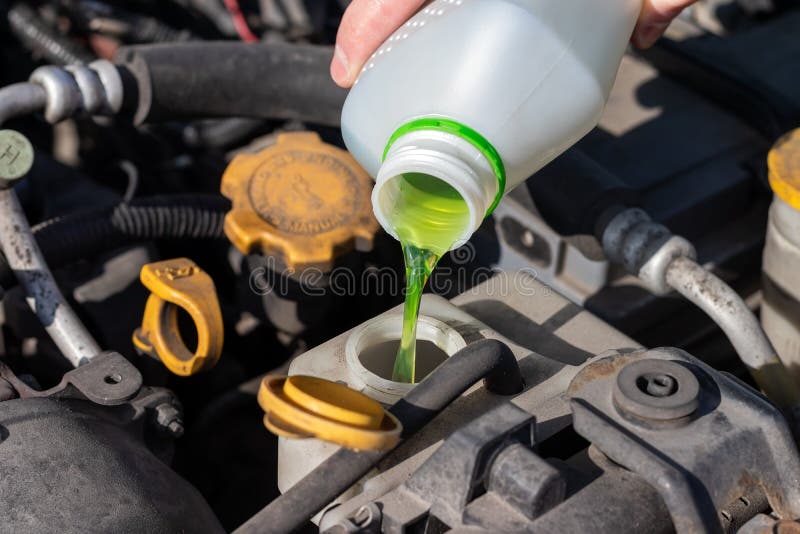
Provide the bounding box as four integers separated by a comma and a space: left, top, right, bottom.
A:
133, 258, 223, 376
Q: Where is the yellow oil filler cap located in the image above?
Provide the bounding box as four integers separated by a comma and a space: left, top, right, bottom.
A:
221, 132, 380, 271
258, 375, 401, 451
769, 128, 800, 210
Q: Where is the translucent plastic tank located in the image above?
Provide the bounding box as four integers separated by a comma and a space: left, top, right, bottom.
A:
762, 129, 800, 378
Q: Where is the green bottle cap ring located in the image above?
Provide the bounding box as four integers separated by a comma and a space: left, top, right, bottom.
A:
382, 118, 506, 216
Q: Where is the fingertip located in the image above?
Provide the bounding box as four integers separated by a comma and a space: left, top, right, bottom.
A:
332, 0, 427, 88
331, 45, 353, 88
632, 21, 669, 49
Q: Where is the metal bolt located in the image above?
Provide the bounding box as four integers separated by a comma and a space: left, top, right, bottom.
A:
353, 503, 381, 530
353, 506, 373, 526
521, 230, 535, 248
155, 403, 184, 438
0, 130, 34, 185
167, 420, 185, 437
613, 358, 700, 422
638, 373, 678, 398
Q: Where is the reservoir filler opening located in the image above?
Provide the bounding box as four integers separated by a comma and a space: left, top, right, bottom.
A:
373, 120, 506, 383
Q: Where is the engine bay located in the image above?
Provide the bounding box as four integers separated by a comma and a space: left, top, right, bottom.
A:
1, 1, 800, 532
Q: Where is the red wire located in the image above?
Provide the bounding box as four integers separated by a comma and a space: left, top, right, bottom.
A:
223, 0, 259, 43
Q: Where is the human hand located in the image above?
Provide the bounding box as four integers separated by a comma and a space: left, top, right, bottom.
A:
331, 0, 698, 88
633, 0, 698, 48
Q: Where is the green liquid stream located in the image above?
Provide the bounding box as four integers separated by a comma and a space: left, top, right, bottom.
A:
389, 173, 470, 383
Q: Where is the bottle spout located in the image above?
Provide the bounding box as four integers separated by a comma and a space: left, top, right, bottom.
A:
372, 128, 499, 254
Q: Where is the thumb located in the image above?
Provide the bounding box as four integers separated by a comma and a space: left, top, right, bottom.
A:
332, 0, 426, 88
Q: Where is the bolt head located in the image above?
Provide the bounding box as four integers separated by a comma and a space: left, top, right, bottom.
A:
0, 130, 34, 185
613, 358, 701, 422
167, 420, 185, 438
154, 402, 184, 437
639, 373, 678, 398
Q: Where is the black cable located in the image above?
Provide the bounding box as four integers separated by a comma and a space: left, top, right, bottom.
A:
0, 194, 230, 288
233, 339, 524, 534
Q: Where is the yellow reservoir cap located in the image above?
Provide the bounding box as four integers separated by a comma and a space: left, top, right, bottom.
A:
221, 132, 380, 272
258, 375, 401, 451
769, 128, 800, 211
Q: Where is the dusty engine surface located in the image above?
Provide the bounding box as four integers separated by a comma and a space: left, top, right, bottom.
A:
1, 1, 800, 533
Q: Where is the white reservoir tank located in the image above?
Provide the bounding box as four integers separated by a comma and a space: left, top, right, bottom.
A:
762, 129, 800, 377
277, 295, 481, 494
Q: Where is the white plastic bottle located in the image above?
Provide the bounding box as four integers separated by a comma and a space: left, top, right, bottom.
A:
341, 0, 643, 250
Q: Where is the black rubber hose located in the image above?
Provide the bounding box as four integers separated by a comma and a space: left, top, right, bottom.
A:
527, 148, 639, 237
115, 42, 348, 127
233, 339, 524, 534
0, 195, 230, 288
183, 117, 266, 149
8, 3, 94, 65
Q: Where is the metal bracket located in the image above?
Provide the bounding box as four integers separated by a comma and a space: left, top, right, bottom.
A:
0, 352, 183, 437
567, 348, 800, 533
0, 351, 141, 405
373, 402, 553, 532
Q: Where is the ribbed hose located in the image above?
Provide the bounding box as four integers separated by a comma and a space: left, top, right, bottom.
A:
234, 339, 524, 534
0, 195, 230, 288
8, 3, 94, 65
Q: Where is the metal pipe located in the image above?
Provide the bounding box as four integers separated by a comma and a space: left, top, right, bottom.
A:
0, 88, 101, 366
0, 189, 101, 366
0, 83, 48, 125
665, 256, 800, 410
234, 339, 524, 534
600, 208, 800, 411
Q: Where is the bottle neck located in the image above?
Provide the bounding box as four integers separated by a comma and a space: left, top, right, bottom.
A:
372, 129, 499, 250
